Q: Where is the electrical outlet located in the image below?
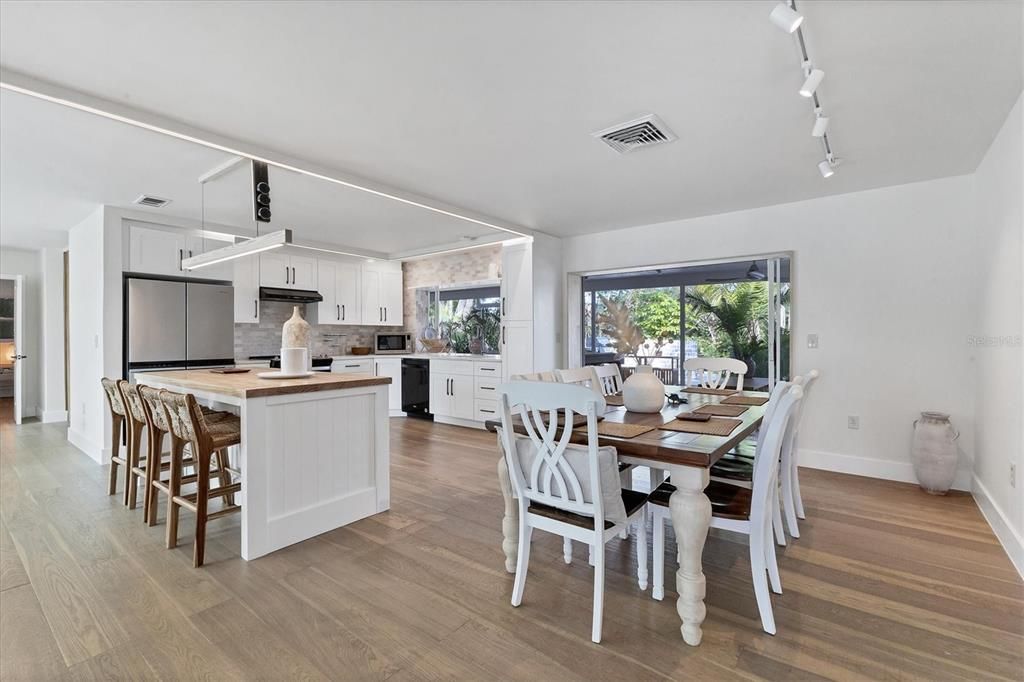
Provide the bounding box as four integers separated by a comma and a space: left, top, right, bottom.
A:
1011, 463, 1017, 488
847, 415, 860, 430
807, 334, 819, 349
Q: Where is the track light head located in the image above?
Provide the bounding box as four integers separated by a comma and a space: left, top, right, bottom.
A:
800, 69, 825, 98
769, 3, 804, 33
812, 115, 830, 138
818, 160, 834, 178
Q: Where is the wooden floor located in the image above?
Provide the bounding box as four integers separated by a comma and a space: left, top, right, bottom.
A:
1, 416, 1021, 681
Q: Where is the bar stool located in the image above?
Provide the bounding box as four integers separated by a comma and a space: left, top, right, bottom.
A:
159, 390, 242, 567
100, 378, 130, 504
115, 380, 150, 512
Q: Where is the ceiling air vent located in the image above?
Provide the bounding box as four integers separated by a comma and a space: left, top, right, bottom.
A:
133, 194, 171, 208
592, 115, 676, 154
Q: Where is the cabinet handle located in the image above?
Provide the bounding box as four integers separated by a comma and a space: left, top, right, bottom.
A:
189, 250, 193, 258
479, 408, 495, 414
341, 304, 345, 320
337, 304, 340, 321
481, 386, 495, 391
345, 364, 360, 368
502, 326, 506, 345
179, 249, 183, 270
448, 378, 453, 396
285, 266, 290, 284
254, 300, 258, 318
384, 308, 387, 322
502, 297, 505, 316
480, 367, 495, 372
292, 266, 296, 283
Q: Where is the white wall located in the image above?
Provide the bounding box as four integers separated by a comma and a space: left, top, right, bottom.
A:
39, 246, 67, 422
563, 174, 978, 489
0, 246, 42, 418
971, 91, 1023, 575
67, 207, 108, 460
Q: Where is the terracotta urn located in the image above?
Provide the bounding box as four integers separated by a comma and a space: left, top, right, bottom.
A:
911, 411, 960, 495
622, 365, 665, 413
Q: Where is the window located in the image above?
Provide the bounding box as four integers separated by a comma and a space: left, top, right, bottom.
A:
437, 285, 501, 354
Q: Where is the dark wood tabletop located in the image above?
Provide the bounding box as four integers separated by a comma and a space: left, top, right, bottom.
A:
483, 386, 768, 468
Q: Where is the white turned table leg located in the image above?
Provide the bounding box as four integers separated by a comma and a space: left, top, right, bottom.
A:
497, 455, 518, 574
667, 464, 712, 646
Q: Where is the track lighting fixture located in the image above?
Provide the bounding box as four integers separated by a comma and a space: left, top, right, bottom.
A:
800, 66, 824, 98
818, 154, 836, 178
769, 2, 804, 33
811, 110, 830, 138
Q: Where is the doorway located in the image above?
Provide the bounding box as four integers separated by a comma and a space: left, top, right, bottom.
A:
0, 275, 24, 425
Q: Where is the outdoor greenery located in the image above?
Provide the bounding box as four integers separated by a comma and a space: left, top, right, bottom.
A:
593, 282, 791, 378
438, 302, 501, 354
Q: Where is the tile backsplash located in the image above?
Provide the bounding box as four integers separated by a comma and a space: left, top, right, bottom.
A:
234, 301, 395, 359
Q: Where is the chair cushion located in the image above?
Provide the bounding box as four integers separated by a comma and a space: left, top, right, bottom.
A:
649, 480, 752, 521
529, 489, 647, 530
510, 434, 628, 526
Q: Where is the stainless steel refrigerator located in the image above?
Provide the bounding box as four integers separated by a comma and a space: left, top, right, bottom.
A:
125, 277, 235, 381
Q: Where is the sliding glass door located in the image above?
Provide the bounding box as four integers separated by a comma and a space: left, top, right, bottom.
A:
581, 257, 791, 389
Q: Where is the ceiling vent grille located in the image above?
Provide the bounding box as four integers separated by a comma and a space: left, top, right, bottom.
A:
593, 115, 676, 154
133, 194, 171, 208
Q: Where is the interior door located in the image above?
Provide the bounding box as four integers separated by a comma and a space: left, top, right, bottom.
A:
11, 275, 23, 424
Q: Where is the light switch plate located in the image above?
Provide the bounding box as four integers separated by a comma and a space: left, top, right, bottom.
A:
847, 415, 860, 430
807, 334, 819, 349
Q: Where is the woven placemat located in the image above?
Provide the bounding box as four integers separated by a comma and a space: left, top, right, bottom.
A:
576, 421, 657, 439
682, 386, 738, 396
658, 417, 742, 437
693, 403, 749, 417
721, 394, 769, 406
604, 394, 624, 407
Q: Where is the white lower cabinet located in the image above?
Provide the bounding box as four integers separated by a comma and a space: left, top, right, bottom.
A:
501, 320, 533, 381
374, 358, 403, 413
431, 371, 474, 420
331, 358, 374, 374
430, 358, 502, 424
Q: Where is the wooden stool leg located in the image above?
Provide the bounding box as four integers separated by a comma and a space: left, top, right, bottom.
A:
194, 450, 211, 568
214, 448, 233, 506
144, 429, 163, 526
166, 436, 184, 549
125, 421, 143, 509
107, 414, 123, 496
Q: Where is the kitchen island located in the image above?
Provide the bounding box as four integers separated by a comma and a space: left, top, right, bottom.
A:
135, 369, 391, 560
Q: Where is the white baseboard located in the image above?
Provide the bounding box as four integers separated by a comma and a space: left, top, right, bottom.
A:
40, 409, 68, 423
67, 428, 105, 464
972, 476, 1024, 579
798, 448, 972, 492
433, 415, 488, 430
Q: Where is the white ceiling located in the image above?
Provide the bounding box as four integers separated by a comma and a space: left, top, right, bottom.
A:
1, 0, 1021, 249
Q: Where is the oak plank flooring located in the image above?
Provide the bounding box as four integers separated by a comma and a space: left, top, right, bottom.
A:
1, 416, 1022, 681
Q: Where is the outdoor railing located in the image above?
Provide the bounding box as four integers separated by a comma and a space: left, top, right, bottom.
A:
619, 355, 680, 385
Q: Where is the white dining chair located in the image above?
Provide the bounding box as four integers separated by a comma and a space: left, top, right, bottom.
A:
683, 357, 748, 391
781, 370, 819, 537
554, 366, 603, 396
497, 381, 649, 644
592, 363, 623, 396
648, 383, 803, 636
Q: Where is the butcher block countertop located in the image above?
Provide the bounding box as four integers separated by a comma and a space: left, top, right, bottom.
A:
138, 369, 390, 399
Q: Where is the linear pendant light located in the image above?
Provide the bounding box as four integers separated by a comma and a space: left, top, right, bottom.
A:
182, 229, 291, 270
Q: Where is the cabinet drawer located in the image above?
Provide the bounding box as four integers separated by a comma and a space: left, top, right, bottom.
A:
474, 361, 502, 377
430, 359, 475, 376
475, 376, 500, 400
332, 359, 373, 374
474, 399, 499, 422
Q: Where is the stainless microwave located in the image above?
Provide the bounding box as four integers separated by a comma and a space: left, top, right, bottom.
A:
375, 332, 413, 354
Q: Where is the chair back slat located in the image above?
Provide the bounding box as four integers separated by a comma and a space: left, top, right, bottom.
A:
749, 385, 803, 525
498, 381, 608, 520
683, 357, 748, 391
101, 377, 126, 416
138, 385, 170, 432
554, 367, 603, 397
592, 364, 623, 396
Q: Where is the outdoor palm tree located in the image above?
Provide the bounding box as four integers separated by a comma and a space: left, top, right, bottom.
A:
685, 283, 769, 375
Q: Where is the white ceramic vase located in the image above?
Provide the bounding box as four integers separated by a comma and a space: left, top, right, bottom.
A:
282, 306, 312, 370
622, 365, 665, 413
911, 411, 960, 495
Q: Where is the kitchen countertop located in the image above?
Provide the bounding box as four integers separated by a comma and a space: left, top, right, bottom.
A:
138, 369, 389, 399
329, 353, 502, 361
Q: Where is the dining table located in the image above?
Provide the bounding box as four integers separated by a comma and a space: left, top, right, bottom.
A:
484, 385, 769, 647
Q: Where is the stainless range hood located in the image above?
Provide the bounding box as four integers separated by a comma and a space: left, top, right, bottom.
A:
259, 286, 324, 303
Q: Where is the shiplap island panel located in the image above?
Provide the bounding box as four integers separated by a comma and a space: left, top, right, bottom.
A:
136, 369, 391, 559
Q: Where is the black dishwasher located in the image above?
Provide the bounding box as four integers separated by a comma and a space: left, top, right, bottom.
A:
401, 358, 432, 419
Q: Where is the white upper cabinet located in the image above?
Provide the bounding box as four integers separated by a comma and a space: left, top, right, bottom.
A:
317, 260, 362, 325
501, 242, 533, 321
233, 256, 260, 323
361, 263, 403, 326
128, 224, 233, 281
259, 253, 318, 290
